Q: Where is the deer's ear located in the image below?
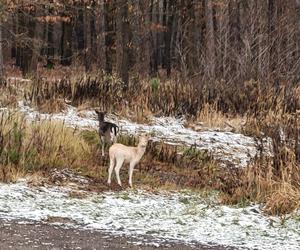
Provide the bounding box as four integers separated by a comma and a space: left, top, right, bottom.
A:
141, 133, 150, 140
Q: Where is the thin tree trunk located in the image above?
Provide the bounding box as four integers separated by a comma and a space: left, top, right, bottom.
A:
165, 0, 176, 77
0, 23, 4, 78
150, 0, 159, 75
228, 0, 241, 80
84, 6, 92, 72
18, 9, 33, 76
16, 9, 24, 69
205, 0, 216, 79
137, 0, 151, 76
45, 5, 54, 69
268, 0, 276, 79
95, 0, 106, 71
186, 0, 196, 76
60, 16, 73, 66
30, 8, 44, 74
116, 0, 129, 87
104, 1, 113, 74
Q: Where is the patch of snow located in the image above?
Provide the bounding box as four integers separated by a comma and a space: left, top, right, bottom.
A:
15, 101, 272, 167
6, 77, 32, 83
0, 182, 299, 250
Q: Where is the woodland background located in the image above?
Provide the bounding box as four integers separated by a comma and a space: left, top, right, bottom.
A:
0, 0, 300, 87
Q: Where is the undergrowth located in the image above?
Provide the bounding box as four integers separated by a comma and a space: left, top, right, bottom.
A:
1, 73, 300, 215
24, 75, 299, 120
0, 112, 92, 182
221, 113, 300, 215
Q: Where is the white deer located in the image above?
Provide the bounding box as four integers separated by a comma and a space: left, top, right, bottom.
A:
107, 135, 149, 187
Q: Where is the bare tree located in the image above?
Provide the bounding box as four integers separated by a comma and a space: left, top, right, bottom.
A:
0, 24, 3, 78
95, 0, 106, 71
164, 0, 176, 77
0, 0, 299, 83
60, 9, 72, 66
137, 0, 151, 76
116, 0, 129, 87
205, 0, 216, 79
84, 4, 92, 71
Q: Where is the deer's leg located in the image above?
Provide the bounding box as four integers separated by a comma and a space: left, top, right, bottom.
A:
114, 158, 124, 186
108, 156, 115, 185
128, 162, 136, 188
110, 131, 116, 144
101, 136, 105, 156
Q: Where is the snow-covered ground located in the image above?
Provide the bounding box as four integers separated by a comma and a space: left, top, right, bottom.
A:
0, 181, 299, 250
16, 101, 272, 167
0, 103, 297, 250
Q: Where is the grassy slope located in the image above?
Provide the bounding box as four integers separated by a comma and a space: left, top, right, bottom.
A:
0, 112, 299, 215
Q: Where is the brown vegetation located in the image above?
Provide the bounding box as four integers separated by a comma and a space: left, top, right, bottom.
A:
0, 107, 299, 214
0, 0, 300, 215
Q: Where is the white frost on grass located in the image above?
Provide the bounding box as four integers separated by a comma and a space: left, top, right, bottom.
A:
0, 182, 299, 250
15, 101, 271, 167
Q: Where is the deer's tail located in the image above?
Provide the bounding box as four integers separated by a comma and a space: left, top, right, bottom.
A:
113, 125, 119, 136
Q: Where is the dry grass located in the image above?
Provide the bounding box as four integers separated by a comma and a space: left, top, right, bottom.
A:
79, 132, 221, 189
222, 161, 300, 215
19, 74, 299, 138
1, 72, 300, 214
23, 75, 298, 116
185, 103, 247, 132
37, 98, 67, 113
0, 112, 92, 182
0, 111, 299, 215
220, 114, 300, 215
0, 85, 20, 108
0, 114, 220, 191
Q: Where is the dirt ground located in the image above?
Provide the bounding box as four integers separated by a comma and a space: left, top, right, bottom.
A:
0, 219, 237, 250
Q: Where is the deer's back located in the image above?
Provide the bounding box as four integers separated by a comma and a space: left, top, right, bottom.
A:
109, 143, 137, 161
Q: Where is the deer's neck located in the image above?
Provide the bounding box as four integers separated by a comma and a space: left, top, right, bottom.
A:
135, 145, 146, 160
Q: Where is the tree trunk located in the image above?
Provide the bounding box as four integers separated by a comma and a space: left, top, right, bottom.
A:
150, 0, 159, 75
104, 1, 113, 74
84, 6, 92, 72
205, 0, 216, 79
15, 9, 24, 69
116, 0, 129, 87
60, 17, 73, 66
95, 0, 106, 71
268, 0, 276, 79
137, 0, 151, 76
75, 8, 85, 51
17, 9, 33, 76
45, 5, 54, 69
185, 0, 197, 76
165, 0, 176, 77
0, 23, 3, 78
30, 8, 44, 75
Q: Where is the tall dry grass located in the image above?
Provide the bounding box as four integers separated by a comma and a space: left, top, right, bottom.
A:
221, 113, 300, 215
24, 75, 299, 118
0, 112, 92, 182
2, 74, 300, 214
0, 111, 299, 215
221, 158, 300, 215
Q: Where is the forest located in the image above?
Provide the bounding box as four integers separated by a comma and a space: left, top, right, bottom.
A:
0, 0, 299, 83
0, 1, 300, 249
